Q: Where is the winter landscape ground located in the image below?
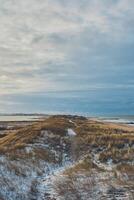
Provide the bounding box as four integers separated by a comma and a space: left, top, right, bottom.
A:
0, 115, 133, 200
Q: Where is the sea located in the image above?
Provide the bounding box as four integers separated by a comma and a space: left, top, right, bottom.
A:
0, 115, 43, 122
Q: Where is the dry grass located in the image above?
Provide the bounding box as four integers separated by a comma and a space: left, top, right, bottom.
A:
0, 115, 133, 165
0, 115, 133, 200
64, 156, 98, 177
0, 116, 72, 153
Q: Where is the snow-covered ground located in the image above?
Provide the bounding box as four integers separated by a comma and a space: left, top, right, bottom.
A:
0, 116, 133, 200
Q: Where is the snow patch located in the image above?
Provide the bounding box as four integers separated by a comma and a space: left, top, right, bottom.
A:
25, 146, 33, 153
67, 129, 76, 136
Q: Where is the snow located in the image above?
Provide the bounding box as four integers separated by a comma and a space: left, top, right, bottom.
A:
67, 129, 76, 136
0, 122, 133, 200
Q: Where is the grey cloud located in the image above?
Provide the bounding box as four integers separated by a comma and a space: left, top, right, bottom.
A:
0, 0, 134, 96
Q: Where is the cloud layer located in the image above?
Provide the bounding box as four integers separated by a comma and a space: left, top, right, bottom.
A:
0, 0, 134, 112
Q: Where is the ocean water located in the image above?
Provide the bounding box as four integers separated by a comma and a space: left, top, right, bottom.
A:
0, 115, 42, 122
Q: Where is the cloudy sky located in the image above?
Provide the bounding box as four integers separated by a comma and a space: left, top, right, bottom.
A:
0, 0, 134, 113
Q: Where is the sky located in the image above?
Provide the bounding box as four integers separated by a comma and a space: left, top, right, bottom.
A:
0, 0, 134, 114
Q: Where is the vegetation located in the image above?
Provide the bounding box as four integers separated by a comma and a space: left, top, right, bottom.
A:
0, 115, 133, 199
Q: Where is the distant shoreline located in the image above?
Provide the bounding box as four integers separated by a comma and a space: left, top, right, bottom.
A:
0, 113, 134, 126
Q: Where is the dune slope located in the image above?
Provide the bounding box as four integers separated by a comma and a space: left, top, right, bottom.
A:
0, 115, 133, 200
